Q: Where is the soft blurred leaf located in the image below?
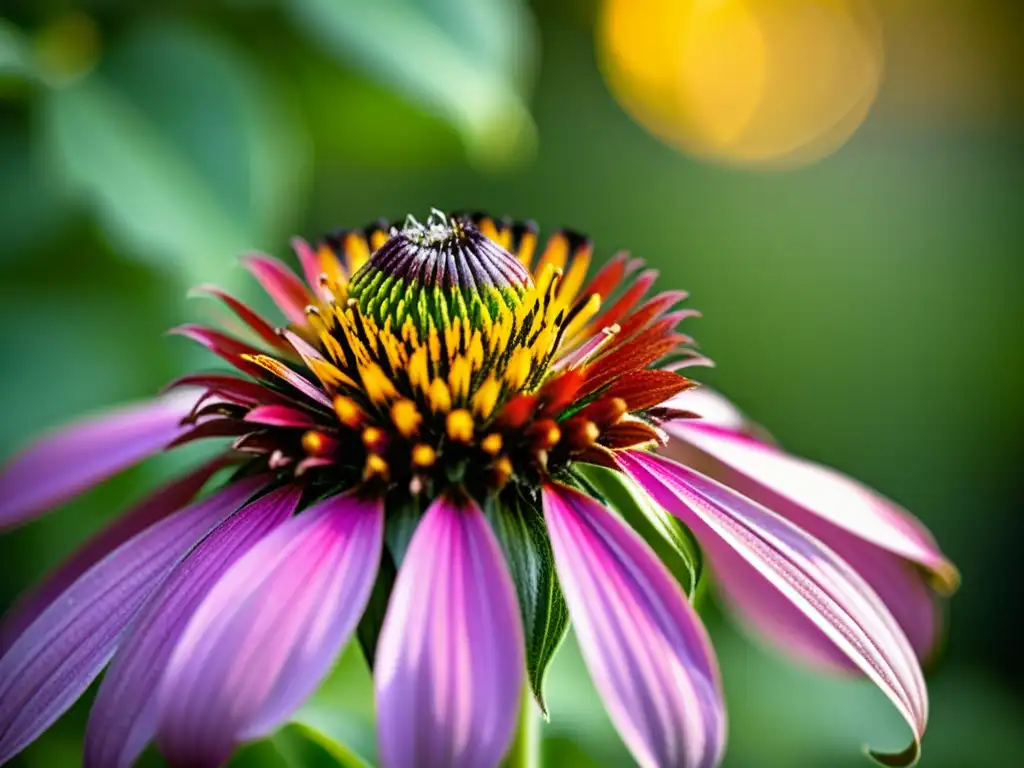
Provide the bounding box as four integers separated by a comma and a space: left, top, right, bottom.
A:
272, 723, 372, 768
40, 20, 310, 288
287, 0, 537, 166
355, 548, 396, 668
0, 18, 37, 84
486, 491, 570, 717
576, 464, 703, 599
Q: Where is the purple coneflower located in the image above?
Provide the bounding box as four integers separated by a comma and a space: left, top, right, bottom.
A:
0, 211, 957, 768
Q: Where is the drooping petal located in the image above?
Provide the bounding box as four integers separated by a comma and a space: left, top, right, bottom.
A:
241, 253, 313, 326
188, 284, 292, 354
0, 477, 266, 765
156, 492, 384, 768
541, 483, 725, 768
84, 484, 302, 768
664, 418, 958, 592
621, 451, 928, 765
375, 494, 524, 768
0, 456, 230, 654
0, 392, 199, 530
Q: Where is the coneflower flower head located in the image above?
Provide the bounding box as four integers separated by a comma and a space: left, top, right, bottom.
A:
0, 211, 957, 768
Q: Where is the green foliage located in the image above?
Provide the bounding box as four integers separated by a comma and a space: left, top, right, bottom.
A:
287, 0, 537, 167
576, 464, 703, 599
486, 492, 571, 717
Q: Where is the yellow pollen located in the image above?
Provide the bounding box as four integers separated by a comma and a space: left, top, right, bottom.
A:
471, 377, 501, 418
364, 454, 389, 480
491, 456, 513, 488
447, 409, 474, 442
481, 433, 503, 455
411, 443, 437, 468
391, 399, 422, 438
301, 431, 326, 455
360, 363, 398, 403
333, 396, 362, 428
362, 426, 386, 451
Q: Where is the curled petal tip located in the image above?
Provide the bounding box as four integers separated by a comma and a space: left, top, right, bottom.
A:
866, 740, 921, 767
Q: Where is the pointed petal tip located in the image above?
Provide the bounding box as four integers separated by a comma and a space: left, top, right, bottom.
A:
866, 740, 921, 767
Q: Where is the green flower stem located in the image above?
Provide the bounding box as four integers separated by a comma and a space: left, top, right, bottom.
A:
505, 685, 541, 768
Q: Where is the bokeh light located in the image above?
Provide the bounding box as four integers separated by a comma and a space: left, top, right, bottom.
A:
598, 0, 885, 168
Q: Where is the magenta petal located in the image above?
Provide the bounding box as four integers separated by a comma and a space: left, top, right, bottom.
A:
665, 419, 958, 591
375, 495, 524, 768
241, 253, 313, 326
0, 392, 199, 530
83, 484, 302, 768
0, 457, 229, 655
541, 483, 725, 768
244, 405, 318, 428
0, 477, 265, 765
156, 492, 383, 768
621, 451, 928, 761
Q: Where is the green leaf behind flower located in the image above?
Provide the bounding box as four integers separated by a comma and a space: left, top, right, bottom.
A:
486, 491, 571, 717
576, 463, 704, 599
287, 0, 537, 167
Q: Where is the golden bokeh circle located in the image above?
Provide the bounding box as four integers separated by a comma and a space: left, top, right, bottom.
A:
598, 0, 885, 168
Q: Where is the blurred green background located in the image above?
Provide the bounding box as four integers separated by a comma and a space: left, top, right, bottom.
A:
1, 0, 1021, 766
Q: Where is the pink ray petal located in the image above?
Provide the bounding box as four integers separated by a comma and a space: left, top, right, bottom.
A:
243, 405, 318, 429
241, 253, 313, 326
0, 391, 200, 530
375, 494, 524, 768
621, 450, 928, 765
0, 456, 231, 654
664, 419, 958, 591
0, 477, 266, 765
156, 491, 383, 768
541, 483, 725, 768
84, 484, 302, 768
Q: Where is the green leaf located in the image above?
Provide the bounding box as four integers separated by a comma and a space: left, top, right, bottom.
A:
577, 464, 704, 599
486, 491, 570, 717
41, 20, 310, 288
273, 722, 373, 768
356, 547, 397, 668
287, 0, 537, 167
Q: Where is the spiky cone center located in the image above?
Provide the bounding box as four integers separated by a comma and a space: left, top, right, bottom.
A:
184, 212, 700, 505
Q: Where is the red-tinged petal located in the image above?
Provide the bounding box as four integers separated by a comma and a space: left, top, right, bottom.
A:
586, 268, 658, 332
241, 253, 313, 326
0, 478, 266, 765
156, 492, 383, 768
189, 285, 291, 353
541, 483, 726, 768
291, 237, 327, 295
84, 485, 302, 768
621, 451, 928, 765
614, 291, 691, 342
600, 369, 695, 413
164, 374, 298, 409
375, 495, 524, 768
169, 325, 267, 379
0, 457, 230, 654
0, 392, 200, 530
244, 405, 318, 429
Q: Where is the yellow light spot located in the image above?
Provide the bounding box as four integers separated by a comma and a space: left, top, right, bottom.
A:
491, 456, 513, 488
598, 0, 883, 168
391, 399, 422, 438
411, 443, 437, 468
333, 395, 362, 428
428, 378, 452, 412
343, 233, 371, 274
447, 409, 475, 442
471, 377, 501, 418
481, 433, 503, 455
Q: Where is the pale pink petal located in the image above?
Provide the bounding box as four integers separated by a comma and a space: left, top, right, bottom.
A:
664, 418, 958, 591
621, 451, 928, 764
156, 492, 383, 768
375, 495, 524, 768
0, 392, 199, 530
241, 253, 313, 326
542, 483, 725, 768
0, 456, 229, 654
83, 484, 302, 768
0, 477, 266, 765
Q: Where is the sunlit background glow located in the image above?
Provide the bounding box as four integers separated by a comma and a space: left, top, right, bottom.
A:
599, 0, 885, 168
